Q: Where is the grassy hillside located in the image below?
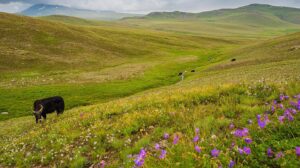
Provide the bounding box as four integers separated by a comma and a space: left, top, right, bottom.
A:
122, 4, 300, 38
1, 6, 300, 167
144, 4, 300, 25
1, 15, 300, 167
1, 12, 216, 72
0, 70, 299, 167
39, 15, 107, 26
196, 4, 300, 28
183, 31, 300, 86
0, 12, 235, 120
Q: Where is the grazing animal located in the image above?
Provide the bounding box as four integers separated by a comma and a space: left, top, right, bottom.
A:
33, 96, 64, 123
191, 70, 195, 72
178, 71, 187, 81
231, 58, 236, 62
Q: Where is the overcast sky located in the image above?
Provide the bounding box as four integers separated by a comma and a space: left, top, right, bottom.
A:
0, 0, 300, 14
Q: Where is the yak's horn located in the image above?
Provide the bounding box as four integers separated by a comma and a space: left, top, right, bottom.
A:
38, 105, 44, 113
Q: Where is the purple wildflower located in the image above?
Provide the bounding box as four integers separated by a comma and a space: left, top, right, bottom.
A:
173, 134, 179, 145
159, 150, 167, 159
164, 133, 169, 139
211, 149, 220, 157
257, 114, 269, 128
195, 146, 201, 153
229, 123, 235, 129
231, 142, 235, 148
238, 148, 244, 154
291, 108, 297, 115
280, 94, 284, 101
290, 101, 298, 108
134, 149, 146, 167
284, 109, 294, 121
195, 128, 200, 134
278, 116, 285, 123
193, 135, 199, 143
267, 148, 274, 157
273, 100, 277, 104
279, 104, 284, 109
296, 147, 300, 157
275, 152, 284, 160
287, 115, 294, 121
100, 160, 105, 168
257, 114, 261, 120
243, 128, 249, 135
155, 143, 160, 150
271, 106, 275, 112
243, 147, 251, 155
234, 128, 249, 137
258, 120, 266, 128
244, 138, 252, 144
229, 160, 235, 168
280, 94, 288, 101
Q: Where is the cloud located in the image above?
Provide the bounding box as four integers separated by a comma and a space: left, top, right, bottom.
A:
0, 2, 30, 13
0, 0, 300, 13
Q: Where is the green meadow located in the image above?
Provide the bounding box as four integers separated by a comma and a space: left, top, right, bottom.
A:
1, 3, 300, 167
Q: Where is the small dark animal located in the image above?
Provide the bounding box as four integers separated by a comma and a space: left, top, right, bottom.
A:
33, 96, 64, 123
178, 72, 183, 76
191, 70, 195, 72
231, 58, 236, 62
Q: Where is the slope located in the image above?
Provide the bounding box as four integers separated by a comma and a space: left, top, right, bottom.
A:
39, 15, 104, 26
0, 31, 300, 167
0, 12, 235, 120
144, 4, 300, 26
122, 4, 300, 38
181, 31, 300, 87
1, 12, 229, 72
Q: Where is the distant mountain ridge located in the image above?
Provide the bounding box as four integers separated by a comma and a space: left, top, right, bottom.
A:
142, 4, 300, 25
20, 4, 141, 20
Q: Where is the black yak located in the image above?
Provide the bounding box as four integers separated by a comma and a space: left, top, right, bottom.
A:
33, 96, 64, 123
231, 58, 236, 62
191, 70, 195, 72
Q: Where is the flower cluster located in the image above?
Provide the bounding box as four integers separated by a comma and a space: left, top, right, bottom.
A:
130, 93, 300, 167
134, 149, 146, 167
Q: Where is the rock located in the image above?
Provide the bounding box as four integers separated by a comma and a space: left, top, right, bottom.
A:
1, 112, 8, 115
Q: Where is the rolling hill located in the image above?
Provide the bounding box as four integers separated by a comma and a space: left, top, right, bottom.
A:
121, 4, 300, 38
184, 31, 300, 86
1, 4, 300, 167
0, 29, 300, 167
39, 15, 108, 26
144, 4, 300, 25
20, 4, 141, 20
0, 12, 234, 120
1, 12, 223, 72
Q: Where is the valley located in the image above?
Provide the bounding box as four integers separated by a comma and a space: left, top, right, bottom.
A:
0, 3, 300, 168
